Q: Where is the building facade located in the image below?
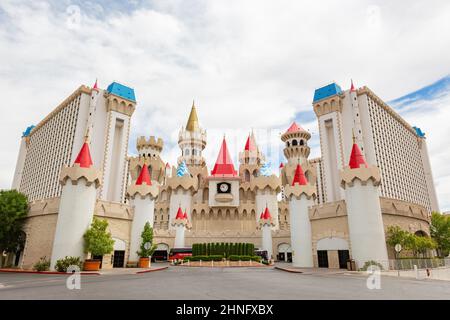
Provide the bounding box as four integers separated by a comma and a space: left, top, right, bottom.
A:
9, 80, 438, 270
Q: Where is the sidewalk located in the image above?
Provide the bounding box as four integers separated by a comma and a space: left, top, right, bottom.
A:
274, 263, 354, 275
381, 267, 450, 281
0, 266, 168, 276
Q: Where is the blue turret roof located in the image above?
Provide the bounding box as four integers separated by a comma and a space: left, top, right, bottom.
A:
22, 125, 35, 137
413, 126, 426, 138
106, 82, 136, 102
313, 83, 343, 103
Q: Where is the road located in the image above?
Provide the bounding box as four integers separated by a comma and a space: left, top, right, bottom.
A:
0, 265, 449, 300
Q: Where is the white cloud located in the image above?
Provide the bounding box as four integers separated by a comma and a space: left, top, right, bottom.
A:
0, 0, 449, 210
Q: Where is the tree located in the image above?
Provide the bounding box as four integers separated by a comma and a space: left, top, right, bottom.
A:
83, 218, 115, 258
430, 212, 450, 257
386, 226, 409, 249
0, 190, 28, 267
415, 236, 437, 258
136, 222, 157, 258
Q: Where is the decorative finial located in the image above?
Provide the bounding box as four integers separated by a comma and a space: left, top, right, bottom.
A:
352, 129, 356, 144
192, 100, 195, 108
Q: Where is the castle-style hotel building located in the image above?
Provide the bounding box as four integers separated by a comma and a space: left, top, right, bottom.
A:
10, 80, 439, 270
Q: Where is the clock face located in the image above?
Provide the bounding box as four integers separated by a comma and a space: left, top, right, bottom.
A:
218, 182, 230, 193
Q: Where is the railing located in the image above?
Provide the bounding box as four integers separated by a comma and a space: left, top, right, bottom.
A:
388, 258, 449, 271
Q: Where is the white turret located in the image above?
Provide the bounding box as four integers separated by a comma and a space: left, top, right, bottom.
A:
50, 139, 101, 270
126, 164, 159, 262
167, 162, 197, 228
340, 139, 388, 269
178, 101, 207, 167
258, 206, 275, 260
251, 172, 281, 230
172, 207, 190, 248
285, 163, 316, 268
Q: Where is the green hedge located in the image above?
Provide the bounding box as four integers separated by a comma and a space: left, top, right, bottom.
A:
183, 254, 262, 263
191, 242, 255, 258
229, 255, 261, 262
184, 255, 223, 262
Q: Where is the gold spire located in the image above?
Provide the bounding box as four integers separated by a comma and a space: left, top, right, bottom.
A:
186, 100, 200, 132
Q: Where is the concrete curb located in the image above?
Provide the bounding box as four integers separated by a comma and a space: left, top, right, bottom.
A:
135, 266, 169, 274
274, 266, 304, 274
0, 269, 100, 276
174, 264, 271, 268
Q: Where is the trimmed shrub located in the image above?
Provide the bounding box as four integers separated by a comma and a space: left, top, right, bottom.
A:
184, 255, 223, 262
55, 256, 83, 272
190, 242, 257, 258
33, 256, 50, 271
359, 260, 384, 271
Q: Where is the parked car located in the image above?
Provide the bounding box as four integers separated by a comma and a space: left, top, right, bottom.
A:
168, 248, 192, 261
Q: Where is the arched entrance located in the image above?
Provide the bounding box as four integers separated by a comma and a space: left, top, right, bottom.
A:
277, 243, 292, 262
316, 237, 349, 269
112, 238, 126, 268
153, 243, 170, 262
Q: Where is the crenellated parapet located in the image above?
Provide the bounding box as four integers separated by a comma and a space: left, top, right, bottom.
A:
166, 175, 198, 193
126, 181, 160, 200
250, 175, 281, 193
340, 165, 381, 189
59, 164, 102, 188
171, 217, 192, 229
284, 184, 317, 201
258, 217, 275, 229
281, 162, 316, 187
128, 156, 166, 183
137, 136, 163, 153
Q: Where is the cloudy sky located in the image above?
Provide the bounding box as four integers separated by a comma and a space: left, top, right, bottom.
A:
0, 0, 449, 211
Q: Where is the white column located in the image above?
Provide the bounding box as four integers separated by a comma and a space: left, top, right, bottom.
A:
289, 194, 314, 267
174, 225, 186, 248
50, 181, 97, 270
261, 225, 273, 259
128, 197, 155, 262
169, 190, 192, 229
345, 179, 388, 269
255, 191, 279, 229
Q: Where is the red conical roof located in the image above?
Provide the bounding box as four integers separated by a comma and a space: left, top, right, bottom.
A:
244, 134, 256, 151
260, 211, 264, 219
165, 162, 171, 169
211, 137, 237, 177
350, 79, 355, 92
286, 122, 306, 134
262, 206, 272, 219
183, 210, 188, 219
292, 163, 308, 186
93, 79, 98, 90
349, 143, 368, 169
279, 162, 284, 169
175, 207, 184, 219
136, 165, 152, 185
74, 142, 93, 168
